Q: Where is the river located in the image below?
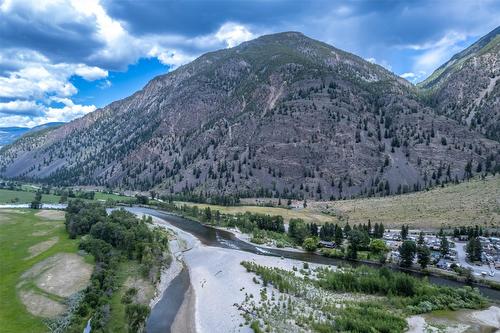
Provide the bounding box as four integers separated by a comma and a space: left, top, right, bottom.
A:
122, 207, 500, 333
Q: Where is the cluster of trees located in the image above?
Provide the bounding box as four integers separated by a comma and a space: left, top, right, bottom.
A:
53, 188, 96, 202
30, 191, 42, 209
398, 230, 450, 269
65, 200, 170, 332
160, 193, 240, 206
249, 214, 285, 233
318, 223, 344, 244
452, 225, 498, 238
466, 237, 483, 262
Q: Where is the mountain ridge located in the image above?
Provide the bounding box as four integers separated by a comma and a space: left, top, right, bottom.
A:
419, 26, 499, 141
0, 31, 498, 200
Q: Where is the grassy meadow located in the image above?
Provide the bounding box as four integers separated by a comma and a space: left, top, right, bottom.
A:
0, 209, 92, 333
0, 189, 61, 204
175, 200, 339, 224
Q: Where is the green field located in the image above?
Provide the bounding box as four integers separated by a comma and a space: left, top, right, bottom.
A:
0, 188, 135, 205
0, 189, 61, 204
176, 200, 339, 224
93, 191, 135, 203
0, 209, 92, 333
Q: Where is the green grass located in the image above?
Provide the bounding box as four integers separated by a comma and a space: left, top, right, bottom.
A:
105, 261, 152, 332
0, 189, 61, 204
93, 192, 135, 203
175, 201, 339, 225
0, 209, 88, 333
0, 188, 136, 205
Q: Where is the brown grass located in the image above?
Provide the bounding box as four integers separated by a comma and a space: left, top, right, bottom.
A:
178, 175, 499, 229
311, 175, 500, 229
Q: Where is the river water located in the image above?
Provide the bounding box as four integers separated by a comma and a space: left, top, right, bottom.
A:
125, 207, 500, 333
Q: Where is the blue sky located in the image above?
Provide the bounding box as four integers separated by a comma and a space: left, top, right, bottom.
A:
0, 0, 498, 127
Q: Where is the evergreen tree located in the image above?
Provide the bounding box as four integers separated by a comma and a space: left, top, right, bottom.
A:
343, 223, 351, 235
401, 225, 408, 240
439, 235, 449, 256
417, 244, 431, 269
417, 231, 425, 246
399, 240, 416, 268
30, 191, 42, 209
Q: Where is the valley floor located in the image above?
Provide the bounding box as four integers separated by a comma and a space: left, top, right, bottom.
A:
0, 209, 92, 333
144, 212, 500, 333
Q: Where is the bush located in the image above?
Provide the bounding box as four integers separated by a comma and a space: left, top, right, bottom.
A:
302, 237, 319, 252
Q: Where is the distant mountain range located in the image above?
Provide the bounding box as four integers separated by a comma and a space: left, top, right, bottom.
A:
0, 28, 498, 200
0, 123, 64, 147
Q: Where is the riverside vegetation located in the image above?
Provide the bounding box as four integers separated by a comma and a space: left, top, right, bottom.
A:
240, 261, 488, 333
64, 200, 171, 333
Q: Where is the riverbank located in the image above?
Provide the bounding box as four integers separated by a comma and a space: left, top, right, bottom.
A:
141, 211, 325, 332
213, 225, 306, 253
134, 208, 500, 332
407, 306, 500, 332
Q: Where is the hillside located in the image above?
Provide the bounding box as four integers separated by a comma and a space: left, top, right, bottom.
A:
310, 175, 500, 229
0, 122, 64, 147
419, 26, 500, 141
0, 32, 498, 200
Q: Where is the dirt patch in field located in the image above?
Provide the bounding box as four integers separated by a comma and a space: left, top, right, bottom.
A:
0, 209, 27, 214
31, 230, 50, 236
0, 214, 12, 225
25, 237, 58, 260
35, 210, 64, 220
34, 221, 61, 228
20, 253, 93, 298
19, 290, 66, 318
124, 276, 154, 305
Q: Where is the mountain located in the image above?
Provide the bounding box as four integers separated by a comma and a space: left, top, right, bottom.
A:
0, 122, 64, 147
419, 26, 500, 141
0, 32, 498, 200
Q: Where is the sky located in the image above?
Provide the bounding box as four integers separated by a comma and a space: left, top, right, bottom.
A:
0, 0, 499, 128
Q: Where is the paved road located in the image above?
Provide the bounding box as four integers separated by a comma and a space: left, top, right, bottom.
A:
455, 241, 500, 282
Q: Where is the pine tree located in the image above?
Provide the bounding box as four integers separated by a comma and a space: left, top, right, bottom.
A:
417, 244, 431, 269
401, 225, 408, 240
439, 235, 449, 256
399, 240, 416, 268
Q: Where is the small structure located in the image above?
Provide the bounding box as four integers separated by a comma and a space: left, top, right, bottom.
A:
436, 259, 449, 269
319, 240, 335, 248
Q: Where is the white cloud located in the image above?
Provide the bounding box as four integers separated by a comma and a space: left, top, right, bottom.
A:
402, 31, 469, 80
0, 102, 96, 127
400, 72, 416, 79
0, 0, 260, 127
215, 22, 255, 48
74, 65, 108, 81
365, 57, 392, 71
0, 100, 42, 114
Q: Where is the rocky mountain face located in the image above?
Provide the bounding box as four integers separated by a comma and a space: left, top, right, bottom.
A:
419, 26, 499, 141
0, 32, 498, 200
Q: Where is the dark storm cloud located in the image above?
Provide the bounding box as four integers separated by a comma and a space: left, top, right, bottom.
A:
102, 0, 319, 37
0, 8, 104, 66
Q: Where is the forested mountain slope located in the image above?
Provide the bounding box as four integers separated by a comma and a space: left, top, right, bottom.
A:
420, 26, 500, 141
1, 32, 498, 200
